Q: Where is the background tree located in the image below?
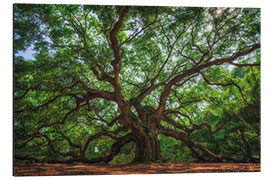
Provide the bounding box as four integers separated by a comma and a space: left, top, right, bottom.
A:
14, 4, 260, 164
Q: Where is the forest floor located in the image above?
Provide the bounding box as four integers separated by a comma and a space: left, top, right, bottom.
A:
14, 162, 260, 176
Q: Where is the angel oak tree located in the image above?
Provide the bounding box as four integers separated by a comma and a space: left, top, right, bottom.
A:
14, 4, 260, 163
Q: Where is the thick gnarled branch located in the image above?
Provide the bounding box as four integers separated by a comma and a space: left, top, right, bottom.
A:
156, 43, 260, 116
110, 6, 131, 68
159, 127, 234, 162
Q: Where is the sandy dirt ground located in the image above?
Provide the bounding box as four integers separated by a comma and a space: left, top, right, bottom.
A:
14, 162, 260, 176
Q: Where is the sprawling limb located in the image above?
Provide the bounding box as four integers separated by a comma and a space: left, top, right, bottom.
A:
120, 9, 159, 46
83, 133, 135, 163
156, 43, 260, 116
158, 127, 235, 162
110, 6, 131, 72
42, 133, 80, 159
199, 72, 250, 105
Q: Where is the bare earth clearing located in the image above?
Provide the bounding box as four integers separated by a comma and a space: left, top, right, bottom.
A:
14, 162, 260, 176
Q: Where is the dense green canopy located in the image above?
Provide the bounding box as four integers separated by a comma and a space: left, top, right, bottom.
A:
14, 4, 260, 164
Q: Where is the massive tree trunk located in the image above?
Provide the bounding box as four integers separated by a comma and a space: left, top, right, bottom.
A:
133, 130, 160, 162
124, 109, 161, 162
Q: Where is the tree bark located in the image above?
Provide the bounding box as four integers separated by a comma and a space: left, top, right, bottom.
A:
133, 132, 160, 162
127, 116, 161, 162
